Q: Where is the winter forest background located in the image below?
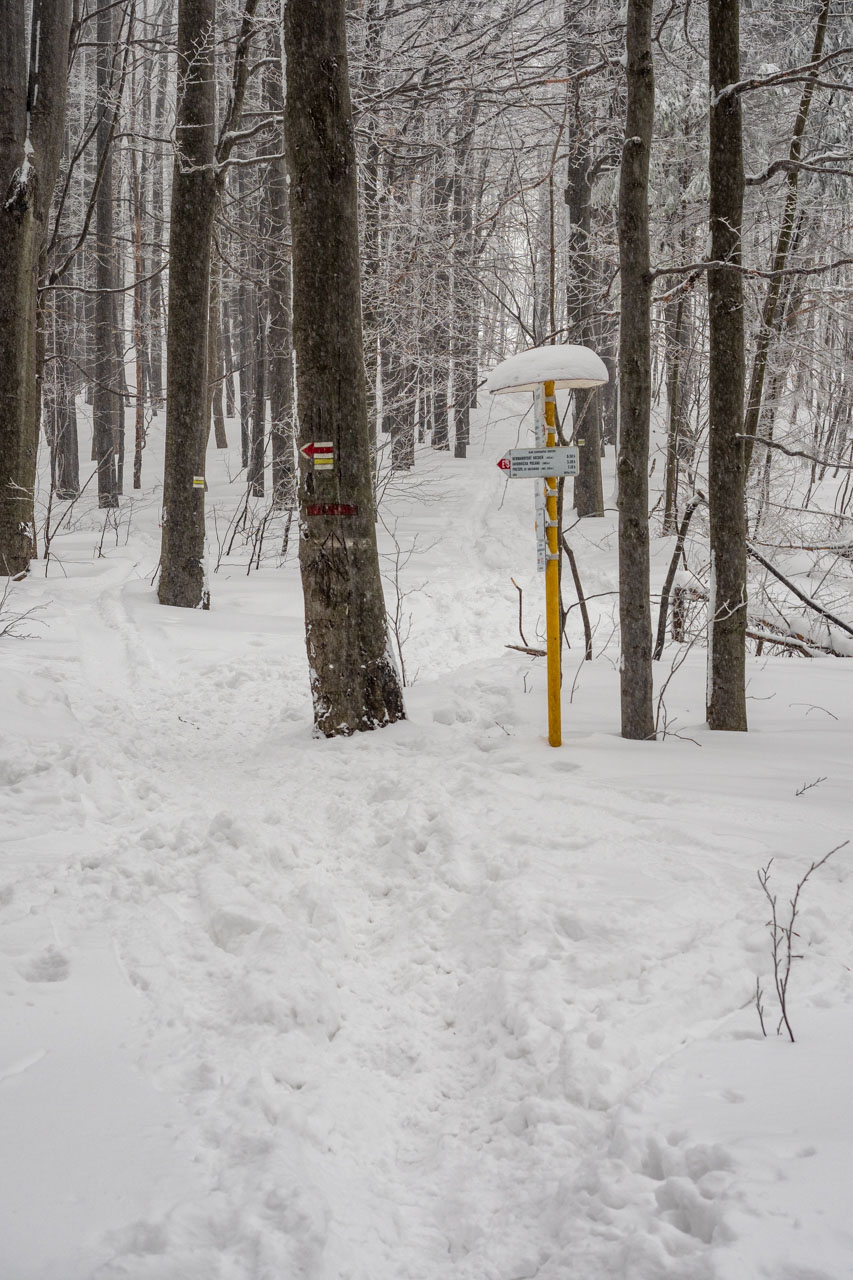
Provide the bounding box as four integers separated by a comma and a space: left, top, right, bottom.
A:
1, 1, 853, 1277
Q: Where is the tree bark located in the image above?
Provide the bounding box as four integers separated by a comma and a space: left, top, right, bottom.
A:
265, 37, 294, 507
147, 14, 170, 412
158, 0, 218, 608
93, 1, 121, 509
0, 0, 73, 573
616, 0, 655, 740
285, 0, 405, 736
707, 0, 748, 730
248, 285, 267, 498
742, 0, 830, 474
565, 6, 604, 517
207, 264, 227, 449
48, 275, 80, 500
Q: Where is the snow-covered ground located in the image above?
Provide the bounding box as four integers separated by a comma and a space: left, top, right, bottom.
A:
2, 397, 852, 1280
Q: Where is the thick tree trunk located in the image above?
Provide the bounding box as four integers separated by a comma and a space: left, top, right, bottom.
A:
616, 0, 655, 741
707, 0, 748, 730
285, 0, 405, 736
158, 0, 217, 609
0, 0, 73, 574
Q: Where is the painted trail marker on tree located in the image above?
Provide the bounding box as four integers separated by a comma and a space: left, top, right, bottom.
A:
299, 441, 334, 469
487, 344, 608, 747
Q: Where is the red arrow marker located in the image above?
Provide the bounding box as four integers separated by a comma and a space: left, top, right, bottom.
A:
497, 456, 511, 471
299, 441, 334, 461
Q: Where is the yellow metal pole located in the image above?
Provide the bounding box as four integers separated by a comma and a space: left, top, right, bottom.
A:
543, 379, 561, 746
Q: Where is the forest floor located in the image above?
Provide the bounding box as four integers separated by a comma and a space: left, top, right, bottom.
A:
2, 396, 852, 1280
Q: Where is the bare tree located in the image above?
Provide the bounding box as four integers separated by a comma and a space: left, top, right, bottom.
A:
707, 0, 748, 730
158, 0, 218, 608
0, 0, 73, 574
159, 0, 259, 609
285, 0, 405, 735
617, 0, 655, 741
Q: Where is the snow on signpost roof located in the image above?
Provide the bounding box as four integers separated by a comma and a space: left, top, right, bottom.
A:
486, 343, 608, 394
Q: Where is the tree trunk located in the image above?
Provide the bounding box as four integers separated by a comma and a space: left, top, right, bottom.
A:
742, 0, 830, 474
356, 0, 383, 445
50, 278, 80, 500
616, 0, 655, 741
285, 0, 405, 736
147, 15, 170, 412
221, 288, 237, 420
430, 169, 453, 450
707, 0, 748, 730
237, 271, 253, 469
207, 264, 227, 449
661, 286, 692, 533
248, 286, 267, 498
266, 38, 294, 507
565, 7, 604, 517
451, 116, 478, 460
93, 1, 120, 510
158, 0, 217, 609
0, 0, 73, 574
131, 96, 147, 489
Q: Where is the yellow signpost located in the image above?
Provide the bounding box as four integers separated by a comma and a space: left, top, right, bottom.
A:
486, 345, 609, 747
543, 381, 561, 745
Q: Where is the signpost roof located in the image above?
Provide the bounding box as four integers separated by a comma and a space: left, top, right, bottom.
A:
486, 343, 608, 394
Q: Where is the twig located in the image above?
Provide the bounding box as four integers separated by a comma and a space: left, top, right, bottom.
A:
795, 776, 827, 796
757, 841, 848, 1042
561, 537, 592, 660
654, 493, 704, 659
510, 577, 528, 647
755, 976, 767, 1037
738, 434, 853, 471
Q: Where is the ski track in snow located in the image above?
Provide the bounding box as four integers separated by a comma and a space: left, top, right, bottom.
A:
2, 407, 853, 1280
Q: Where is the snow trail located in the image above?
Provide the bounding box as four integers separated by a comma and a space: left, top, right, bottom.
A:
1, 408, 852, 1278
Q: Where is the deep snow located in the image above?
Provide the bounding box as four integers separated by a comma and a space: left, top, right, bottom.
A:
1, 396, 852, 1280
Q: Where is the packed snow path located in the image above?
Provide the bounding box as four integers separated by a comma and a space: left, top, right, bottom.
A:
2, 411, 852, 1279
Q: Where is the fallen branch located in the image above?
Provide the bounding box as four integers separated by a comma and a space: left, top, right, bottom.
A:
747, 544, 853, 639
747, 628, 814, 657
505, 643, 546, 657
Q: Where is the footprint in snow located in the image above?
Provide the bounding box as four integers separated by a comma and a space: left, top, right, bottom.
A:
19, 944, 70, 983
